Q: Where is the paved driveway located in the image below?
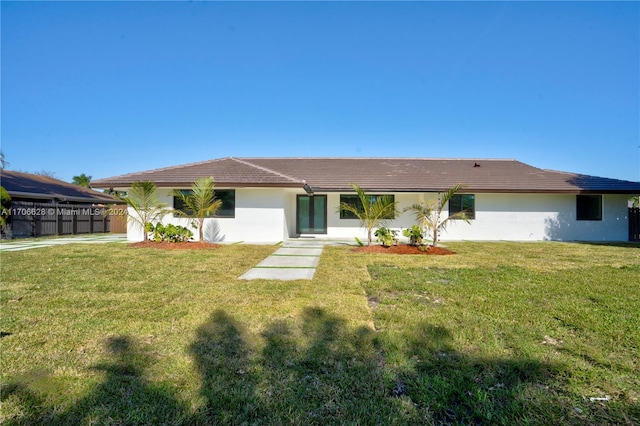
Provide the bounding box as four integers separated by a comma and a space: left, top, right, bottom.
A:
0, 234, 127, 252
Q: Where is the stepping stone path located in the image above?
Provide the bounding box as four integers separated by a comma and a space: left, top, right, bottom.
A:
239, 239, 327, 281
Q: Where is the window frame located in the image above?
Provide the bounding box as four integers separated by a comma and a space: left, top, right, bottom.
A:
173, 189, 236, 218
448, 194, 475, 220
339, 194, 396, 220
576, 194, 602, 221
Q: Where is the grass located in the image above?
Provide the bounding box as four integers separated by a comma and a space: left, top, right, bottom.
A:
1, 241, 639, 425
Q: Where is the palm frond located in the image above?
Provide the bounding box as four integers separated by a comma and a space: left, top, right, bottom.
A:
402, 184, 469, 246
122, 181, 168, 241
173, 177, 221, 241
337, 183, 398, 244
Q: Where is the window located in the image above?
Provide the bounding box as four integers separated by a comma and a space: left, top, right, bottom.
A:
339, 194, 395, 219
449, 194, 475, 220
576, 195, 602, 221
174, 189, 235, 218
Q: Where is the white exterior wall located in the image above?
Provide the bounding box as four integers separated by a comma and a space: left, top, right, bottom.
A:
284, 189, 299, 238
443, 193, 630, 241
125, 188, 632, 243
324, 192, 417, 241
322, 192, 631, 242
127, 188, 293, 243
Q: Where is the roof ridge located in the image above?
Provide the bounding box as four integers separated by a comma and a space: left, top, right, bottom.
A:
231, 157, 302, 183
93, 157, 231, 182
238, 156, 518, 161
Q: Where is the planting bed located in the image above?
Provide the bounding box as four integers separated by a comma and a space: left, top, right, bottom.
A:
352, 244, 454, 255
129, 241, 220, 250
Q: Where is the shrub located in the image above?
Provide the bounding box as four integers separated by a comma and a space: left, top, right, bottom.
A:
145, 222, 193, 243
374, 227, 398, 247
402, 225, 424, 246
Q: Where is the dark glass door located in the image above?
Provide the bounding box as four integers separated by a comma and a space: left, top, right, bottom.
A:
297, 195, 327, 234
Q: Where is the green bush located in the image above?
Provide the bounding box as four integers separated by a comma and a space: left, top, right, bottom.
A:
145, 222, 193, 243
374, 227, 398, 247
402, 225, 424, 246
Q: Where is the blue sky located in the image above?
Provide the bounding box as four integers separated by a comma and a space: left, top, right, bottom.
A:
2, 1, 639, 183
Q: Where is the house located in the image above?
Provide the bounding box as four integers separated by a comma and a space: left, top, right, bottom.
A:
1, 170, 123, 238
91, 157, 640, 243
1, 170, 119, 204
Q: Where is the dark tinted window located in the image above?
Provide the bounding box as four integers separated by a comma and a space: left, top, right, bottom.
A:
576, 195, 602, 221
174, 189, 235, 218
449, 194, 475, 220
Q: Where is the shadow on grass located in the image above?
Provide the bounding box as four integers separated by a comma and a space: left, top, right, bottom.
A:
189, 307, 400, 423
2, 309, 591, 425
1, 336, 188, 425
397, 323, 567, 424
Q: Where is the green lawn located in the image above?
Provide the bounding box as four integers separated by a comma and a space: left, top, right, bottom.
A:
1, 241, 639, 425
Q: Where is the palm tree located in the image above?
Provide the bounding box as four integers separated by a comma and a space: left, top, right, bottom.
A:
122, 181, 168, 242
173, 177, 222, 242
72, 173, 92, 188
337, 183, 398, 245
403, 183, 470, 247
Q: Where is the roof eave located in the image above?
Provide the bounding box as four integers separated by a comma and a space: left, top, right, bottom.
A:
8, 191, 120, 203
310, 187, 640, 194
92, 181, 305, 189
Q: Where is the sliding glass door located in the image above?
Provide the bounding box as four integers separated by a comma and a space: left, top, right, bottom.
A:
296, 195, 327, 234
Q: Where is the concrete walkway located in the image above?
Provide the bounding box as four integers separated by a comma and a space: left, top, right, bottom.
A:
239, 239, 330, 281
0, 234, 127, 252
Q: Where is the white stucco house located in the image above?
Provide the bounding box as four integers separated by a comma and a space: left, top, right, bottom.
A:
91, 157, 640, 243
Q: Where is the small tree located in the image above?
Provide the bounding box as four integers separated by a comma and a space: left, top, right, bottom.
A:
173, 177, 222, 242
1, 186, 10, 231
122, 181, 168, 242
33, 170, 58, 178
72, 173, 92, 188
104, 188, 127, 199
403, 183, 470, 247
337, 183, 399, 245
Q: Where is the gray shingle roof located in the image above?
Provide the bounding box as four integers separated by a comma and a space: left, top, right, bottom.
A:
91, 157, 640, 194
1, 170, 121, 203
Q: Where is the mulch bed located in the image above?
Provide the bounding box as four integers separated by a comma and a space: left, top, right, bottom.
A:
352, 244, 455, 255
129, 241, 221, 250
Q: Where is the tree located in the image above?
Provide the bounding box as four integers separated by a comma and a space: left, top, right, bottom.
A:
173, 177, 222, 242
72, 173, 92, 188
122, 181, 168, 242
1, 186, 10, 231
403, 183, 470, 247
337, 183, 398, 245
104, 188, 127, 199
0, 151, 7, 170
33, 170, 58, 178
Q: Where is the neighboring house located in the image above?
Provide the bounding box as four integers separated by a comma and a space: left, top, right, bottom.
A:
1, 170, 122, 238
1, 170, 118, 204
91, 157, 640, 243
